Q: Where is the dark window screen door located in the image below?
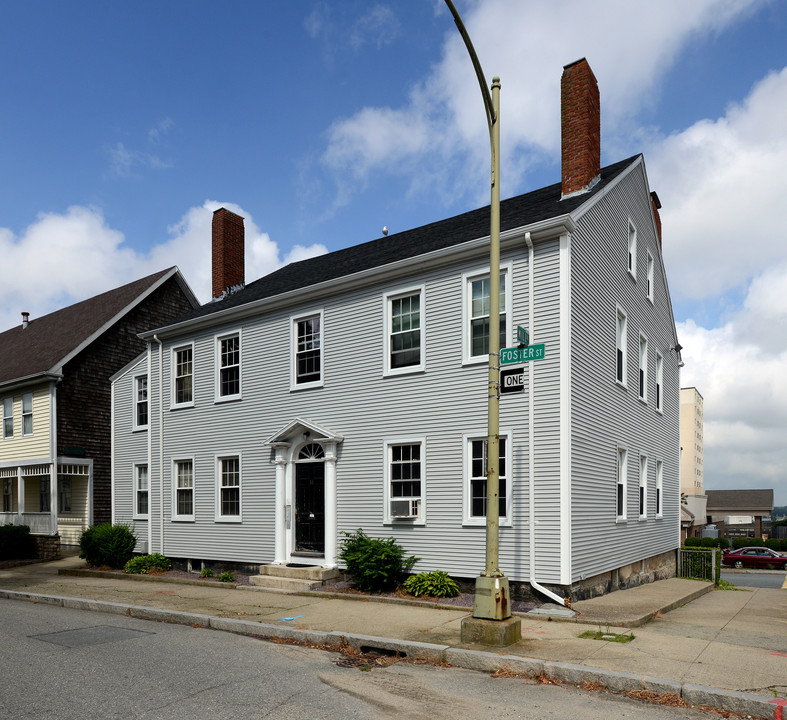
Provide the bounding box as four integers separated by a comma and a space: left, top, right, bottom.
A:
295, 462, 325, 553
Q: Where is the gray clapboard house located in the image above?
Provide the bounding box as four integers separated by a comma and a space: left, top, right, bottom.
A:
111, 59, 682, 600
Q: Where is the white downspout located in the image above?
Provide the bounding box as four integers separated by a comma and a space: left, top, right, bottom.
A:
154, 335, 165, 554
525, 231, 569, 607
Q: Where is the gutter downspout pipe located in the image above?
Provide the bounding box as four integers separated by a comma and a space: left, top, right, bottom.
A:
525, 231, 570, 607
154, 335, 164, 555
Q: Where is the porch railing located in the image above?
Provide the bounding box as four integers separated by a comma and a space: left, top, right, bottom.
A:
0, 512, 54, 535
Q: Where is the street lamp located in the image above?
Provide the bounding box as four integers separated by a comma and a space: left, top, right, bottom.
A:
444, 0, 521, 644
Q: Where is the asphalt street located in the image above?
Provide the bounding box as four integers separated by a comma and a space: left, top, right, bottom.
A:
722, 569, 787, 589
1, 600, 720, 720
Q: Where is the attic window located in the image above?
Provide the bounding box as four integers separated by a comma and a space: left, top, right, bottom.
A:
627, 221, 637, 279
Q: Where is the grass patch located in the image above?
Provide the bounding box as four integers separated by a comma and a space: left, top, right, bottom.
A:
716, 578, 748, 591
578, 630, 635, 643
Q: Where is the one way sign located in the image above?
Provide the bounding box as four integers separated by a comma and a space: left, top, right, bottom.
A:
500, 367, 525, 394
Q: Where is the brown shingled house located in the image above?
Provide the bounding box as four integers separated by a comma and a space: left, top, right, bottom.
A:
0, 268, 198, 556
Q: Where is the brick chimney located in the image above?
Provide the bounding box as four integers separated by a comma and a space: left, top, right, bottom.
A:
212, 208, 245, 299
650, 191, 663, 248
561, 58, 601, 197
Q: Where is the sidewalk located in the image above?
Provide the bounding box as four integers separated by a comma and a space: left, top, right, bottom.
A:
2, 556, 785, 719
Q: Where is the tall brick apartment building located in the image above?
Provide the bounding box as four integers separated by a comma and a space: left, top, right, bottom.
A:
0, 267, 198, 555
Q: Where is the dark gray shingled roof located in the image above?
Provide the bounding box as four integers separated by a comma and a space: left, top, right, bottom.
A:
0, 268, 176, 386
706, 489, 774, 513
164, 155, 640, 329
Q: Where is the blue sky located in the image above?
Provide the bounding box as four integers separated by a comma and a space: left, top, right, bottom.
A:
1, 0, 786, 503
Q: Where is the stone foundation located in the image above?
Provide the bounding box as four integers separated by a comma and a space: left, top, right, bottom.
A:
33, 535, 61, 561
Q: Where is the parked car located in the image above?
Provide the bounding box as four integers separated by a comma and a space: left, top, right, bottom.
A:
722, 547, 787, 570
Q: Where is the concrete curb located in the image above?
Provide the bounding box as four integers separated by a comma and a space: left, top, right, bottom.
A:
0, 589, 777, 720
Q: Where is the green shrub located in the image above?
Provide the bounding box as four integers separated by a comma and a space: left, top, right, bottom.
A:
218, 571, 235, 583
403, 570, 460, 598
339, 529, 419, 593
732, 537, 764, 549
0, 524, 37, 560
200, 567, 214, 578
684, 537, 702, 547
79, 523, 136, 569
716, 537, 730, 549
124, 553, 172, 574
765, 538, 787, 552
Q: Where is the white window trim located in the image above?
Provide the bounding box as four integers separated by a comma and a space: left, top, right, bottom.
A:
655, 351, 664, 414
383, 285, 425, 376
616, 305, 628, 388
655, 458, 664, 518
171, 343, 195, 409
133, 463, 150, 520
462, 430, 513, 527
462, 262, 513, 366
132, 372, 149, 431
21, 392, 33, 436
617, 445, 628, 522
214, 329, 242, 403
290, 309, 324, 391
647, 251, 655, 303
171, 457, 195, 521
383, 436, 426, 525
627, 219, 637, 280
214, 453, 242, 523
2, 396, 12, 439
638, 332, 648, 403
639, 454, 648, 520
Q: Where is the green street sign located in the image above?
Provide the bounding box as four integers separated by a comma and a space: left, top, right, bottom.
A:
516, 325, 529, 346
500, 343, 545, 365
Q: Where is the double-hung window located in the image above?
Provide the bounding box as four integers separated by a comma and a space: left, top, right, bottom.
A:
134, 375, 148, 430
647, 251, 654, 302
639, 455, 648, 519
172, 345, 194, 407
385, 288, 424, 374
22, 392, 33, 435
616, 307, 627, 386
639, 333, 648, 401
216, 332, 241, 400
135, 464, 149, 517
2, 479, 12, 512
292, 312, 323, 388
655, 352, 663, 413
465, 434, 510, 525
173, 459, 194, 520
2, 397, 12, 438
655, 460, 663, 517
627, 220, 637, 279
617, 447, 627, 521
216, 455, 241, 520
464, 266, 511, 364
386, 440, 424, 522
58, 477, 71, 513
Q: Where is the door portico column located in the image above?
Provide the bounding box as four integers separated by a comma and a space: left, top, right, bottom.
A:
271, 442, 290, 565
320, 440, 339, 569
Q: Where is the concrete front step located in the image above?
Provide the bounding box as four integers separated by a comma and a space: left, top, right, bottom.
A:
256, 563, 341, 582
249, 575, 322, 592
250, 563, 342, 592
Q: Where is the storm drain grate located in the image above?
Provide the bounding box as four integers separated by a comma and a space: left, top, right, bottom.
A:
31, 625, 155, 648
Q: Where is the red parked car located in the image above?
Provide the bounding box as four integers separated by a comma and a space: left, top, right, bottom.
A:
722, 547, 787, 570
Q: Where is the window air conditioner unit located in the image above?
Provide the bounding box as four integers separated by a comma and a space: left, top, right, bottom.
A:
390, 499, 419, 519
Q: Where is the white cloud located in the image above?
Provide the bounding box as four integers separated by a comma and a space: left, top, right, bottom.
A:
678, 264, 787, 502
649, 67, 787, 303
0, 203, 327, 333
319, 0, 764, 211
109, 142, 172, 178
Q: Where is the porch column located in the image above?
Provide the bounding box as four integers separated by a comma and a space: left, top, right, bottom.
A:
321, 440, 338, 569
271, 443, 290, 565
17, 466, 24, 521
50, 463, 57, 535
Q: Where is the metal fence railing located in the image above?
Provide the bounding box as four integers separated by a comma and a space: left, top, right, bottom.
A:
677, 548, 717, 583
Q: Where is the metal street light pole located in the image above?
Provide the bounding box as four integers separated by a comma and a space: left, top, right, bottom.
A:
444, 0, 513, 626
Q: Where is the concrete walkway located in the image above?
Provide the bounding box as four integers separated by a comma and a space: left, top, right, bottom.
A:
1, 557, 785, 719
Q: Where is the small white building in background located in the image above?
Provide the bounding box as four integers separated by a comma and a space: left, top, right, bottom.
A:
111, 59, 682, 601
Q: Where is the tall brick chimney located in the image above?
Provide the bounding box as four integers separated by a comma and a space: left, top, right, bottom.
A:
561, 58, 601, 197
212, 208, 245, 299
650, 191, 663, 248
